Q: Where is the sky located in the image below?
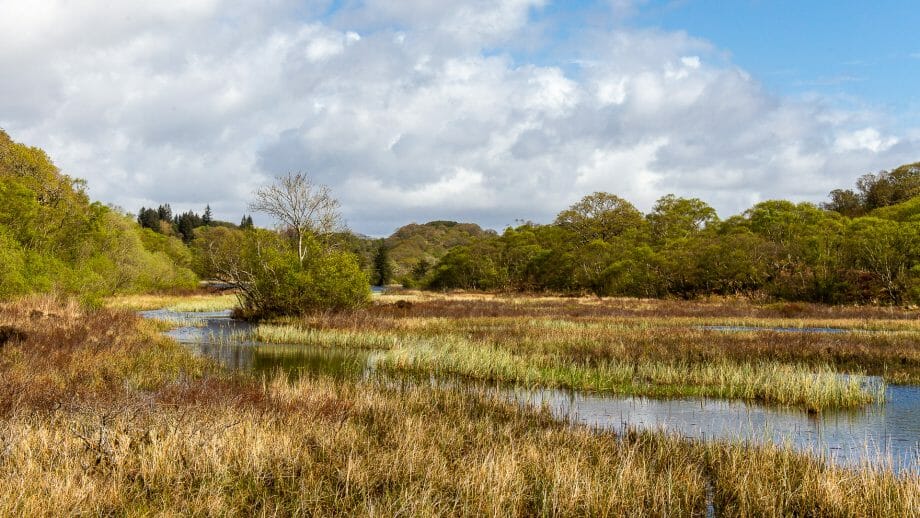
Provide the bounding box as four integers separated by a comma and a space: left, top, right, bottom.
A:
1, 0, 918, 236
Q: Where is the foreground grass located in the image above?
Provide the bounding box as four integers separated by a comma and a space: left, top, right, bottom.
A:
1, 296, 916, 516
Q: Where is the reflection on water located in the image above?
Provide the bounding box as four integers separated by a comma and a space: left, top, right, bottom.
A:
142, 309, 920, 474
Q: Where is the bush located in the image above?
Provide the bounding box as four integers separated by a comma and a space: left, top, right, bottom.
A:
193, 227, 369, 319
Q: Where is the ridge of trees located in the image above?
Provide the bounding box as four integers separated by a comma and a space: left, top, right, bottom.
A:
422, 189, 920, 305
823, 162, 920, 217
2, 127, 919, 307
137, 204, 250, 243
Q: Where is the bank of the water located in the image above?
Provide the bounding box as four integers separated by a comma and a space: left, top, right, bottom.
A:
143, 310, 920, 474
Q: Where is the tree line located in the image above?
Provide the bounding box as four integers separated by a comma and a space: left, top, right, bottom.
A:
415, 167, 920, 305
2, 126, 918, 312
0, 130, 197, 300
137, 203, 254, 242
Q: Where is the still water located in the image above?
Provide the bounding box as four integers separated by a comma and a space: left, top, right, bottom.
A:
141, 309, 920, 474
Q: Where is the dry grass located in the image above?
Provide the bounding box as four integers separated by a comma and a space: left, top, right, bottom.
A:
263, 296, 920, 385
1, 296, 916, 516
106, 292, 239, 312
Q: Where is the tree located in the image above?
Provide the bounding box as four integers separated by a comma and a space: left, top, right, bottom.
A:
372, 239, 393, 286
822, 189, 864, 217
192, 226, 368, 318
554, 192, 645, 244
647, 195, 718, 245
202, 204, 213, 226
137, 207, 160, 230
843, 218, 920, 304
240, 215, 254, 229
174, 211, 203, 243
249, 172, 342, 264
157, 204, 173, 222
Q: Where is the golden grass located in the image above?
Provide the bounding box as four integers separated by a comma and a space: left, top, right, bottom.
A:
246, 303, 907, 409
372, 340, 883, 411
106, 293, 239, 312
0, 296, 916, 516
257, 294, 920, 386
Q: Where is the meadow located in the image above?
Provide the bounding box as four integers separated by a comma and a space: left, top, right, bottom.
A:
1, 295, 918, 516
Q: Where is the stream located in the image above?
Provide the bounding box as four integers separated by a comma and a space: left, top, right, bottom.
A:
141, 309, 920, 474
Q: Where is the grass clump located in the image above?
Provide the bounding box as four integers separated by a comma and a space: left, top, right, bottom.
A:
107, 292, 239, 312
373, 341, 884, 412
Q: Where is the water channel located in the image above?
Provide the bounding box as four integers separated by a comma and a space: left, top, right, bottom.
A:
141, 309, 920, 474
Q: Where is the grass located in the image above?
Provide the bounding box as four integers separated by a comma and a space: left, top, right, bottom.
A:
244, 323, 885, 410
371, 340, 883, 411
255, 295, 920, 386
106, 292, 239, 312
0, 296, 917, 516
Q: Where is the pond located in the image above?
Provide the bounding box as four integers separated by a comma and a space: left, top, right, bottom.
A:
141, 309, 920, 474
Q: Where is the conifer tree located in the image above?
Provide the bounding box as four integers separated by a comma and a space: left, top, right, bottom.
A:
372, 239, 392, 286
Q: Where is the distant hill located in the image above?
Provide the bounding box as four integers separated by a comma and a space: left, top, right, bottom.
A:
869, 195, 920, 222
384, 221, 496, 281
824, 161, 920, 216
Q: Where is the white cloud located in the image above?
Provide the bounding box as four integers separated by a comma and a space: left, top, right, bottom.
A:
0, 0, 917, 235
834, 128, 899, 153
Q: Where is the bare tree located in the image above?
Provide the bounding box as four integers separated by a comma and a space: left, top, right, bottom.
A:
249, 172, 343, 264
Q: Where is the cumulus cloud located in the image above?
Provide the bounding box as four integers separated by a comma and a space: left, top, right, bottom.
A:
0, 0, 917, 235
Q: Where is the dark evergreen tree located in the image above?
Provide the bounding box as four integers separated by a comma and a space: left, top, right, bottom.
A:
202, 204, 213, 226
174, 211, 203, 243
372, 239, 393, 286
240, 215, 254, 229
157, 203, 173, 222
137, 207, 160, 230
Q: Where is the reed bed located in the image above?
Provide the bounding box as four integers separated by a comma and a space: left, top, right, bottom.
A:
0, 296, 916, 516
254, 324, 403, 350
245, 319, 888, 410
372, 341, 884, 411
107, 293, 239, 312
266, 296, 920, 384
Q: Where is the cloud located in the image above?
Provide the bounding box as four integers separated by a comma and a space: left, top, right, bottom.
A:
0, 0, 917, 235
834, 128, 899, 153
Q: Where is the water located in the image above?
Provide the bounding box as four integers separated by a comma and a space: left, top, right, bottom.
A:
699, 325, 851, 334
142, 309, 920, 474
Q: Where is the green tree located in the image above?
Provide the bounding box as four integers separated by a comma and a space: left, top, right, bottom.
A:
372, 239, 393, 286
843, 218, 920, 304
647, 195, 718, 245
193, 227, 368, 318
554, 192, 646, 245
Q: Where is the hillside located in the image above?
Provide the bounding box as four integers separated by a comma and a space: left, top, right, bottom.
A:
869, 195, 920, 222
385, 221, 496, 281
0, 130, 196, 299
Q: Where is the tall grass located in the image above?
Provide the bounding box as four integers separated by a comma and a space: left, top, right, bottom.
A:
0, 296, 916, 516
265, 296, 920, 384
107, 293, 239, 312
372, 340, 884, 411
254, 324, 403, 349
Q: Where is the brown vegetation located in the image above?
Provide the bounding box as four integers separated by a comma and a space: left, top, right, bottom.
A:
0, 296, 916, 516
